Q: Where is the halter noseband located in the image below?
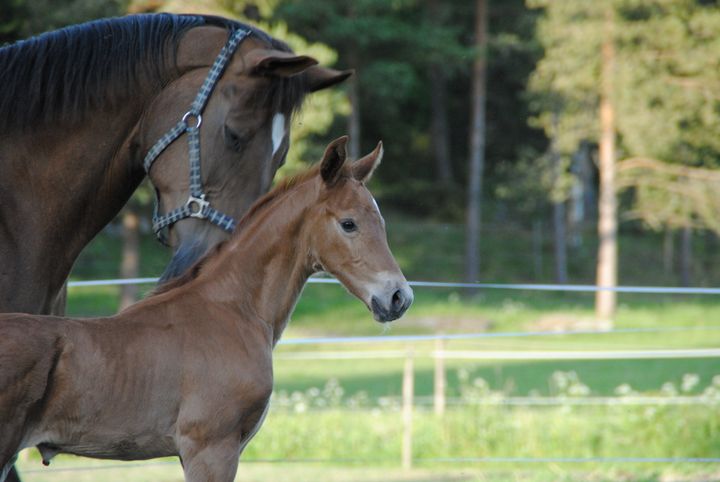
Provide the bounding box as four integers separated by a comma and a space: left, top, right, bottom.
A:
143, 27, 251, 245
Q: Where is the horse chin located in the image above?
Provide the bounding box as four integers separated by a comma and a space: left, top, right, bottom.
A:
158, 241, 210, 284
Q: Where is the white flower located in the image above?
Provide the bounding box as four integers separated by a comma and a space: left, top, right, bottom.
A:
711, 375, 720, 387
681, 374, 700, 393
661, 382, 677, 397
615, 383, 635, 396
569, 384, 590, 397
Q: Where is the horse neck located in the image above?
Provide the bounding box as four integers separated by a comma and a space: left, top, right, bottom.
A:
0, 96, 158, 313
195, 180, 319, 345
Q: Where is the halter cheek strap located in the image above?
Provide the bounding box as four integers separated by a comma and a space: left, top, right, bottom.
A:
143, 27, 251, 245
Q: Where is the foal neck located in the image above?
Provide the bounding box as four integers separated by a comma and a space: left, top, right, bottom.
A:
194, 177, 319, 344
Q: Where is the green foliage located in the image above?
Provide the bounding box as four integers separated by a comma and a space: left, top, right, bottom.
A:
614, 0, 720, 168
527, 0, 605, 155
0, 0, 26, 43
529, 0, 720, 229
21, 0, 126, 35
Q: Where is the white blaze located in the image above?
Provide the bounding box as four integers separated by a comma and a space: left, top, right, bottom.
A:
271, 113, 285, 155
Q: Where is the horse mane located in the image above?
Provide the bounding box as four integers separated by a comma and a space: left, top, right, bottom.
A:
151, 165, 323, 297
0, 13, 307, 133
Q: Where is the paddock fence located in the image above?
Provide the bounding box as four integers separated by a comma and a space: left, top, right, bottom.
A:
22, 277, 720, 476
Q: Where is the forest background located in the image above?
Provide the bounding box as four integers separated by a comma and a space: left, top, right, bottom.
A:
4, 0, 720, 320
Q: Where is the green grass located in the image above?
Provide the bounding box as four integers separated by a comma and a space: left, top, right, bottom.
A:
271, 354, 720, 399
22, 457, 719, 482
17, 401, 720, 481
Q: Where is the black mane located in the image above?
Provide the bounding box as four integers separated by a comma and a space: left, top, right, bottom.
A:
0, 14, 306, 132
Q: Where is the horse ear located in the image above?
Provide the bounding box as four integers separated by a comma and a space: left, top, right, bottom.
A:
320, 136, 349, 185
304, 66, 353, 92
248, 49, 319, 77
352, 141, 383, 183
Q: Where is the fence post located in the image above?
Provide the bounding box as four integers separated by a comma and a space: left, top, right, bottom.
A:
434, 336, 446, 416
402, 347, 414, 470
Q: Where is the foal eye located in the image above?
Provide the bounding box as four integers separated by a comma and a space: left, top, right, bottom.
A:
339, 219, 357, 233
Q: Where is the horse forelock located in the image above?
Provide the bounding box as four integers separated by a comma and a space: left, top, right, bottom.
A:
0, 13, 306, 132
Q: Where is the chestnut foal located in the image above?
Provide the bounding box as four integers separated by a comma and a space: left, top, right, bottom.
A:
0, 136, 412, 482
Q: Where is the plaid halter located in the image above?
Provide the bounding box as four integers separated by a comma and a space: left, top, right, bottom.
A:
143, 27, 251, 245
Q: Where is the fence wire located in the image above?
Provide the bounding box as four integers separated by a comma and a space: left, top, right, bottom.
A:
67, 276, 720, 294
35, 275, 719, 474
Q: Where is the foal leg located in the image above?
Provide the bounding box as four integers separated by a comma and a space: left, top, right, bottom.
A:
180, 439, 241, 482
0, 420, 25, 482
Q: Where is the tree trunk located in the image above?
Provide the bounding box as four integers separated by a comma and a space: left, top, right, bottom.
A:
532, 219, 544, 280
702, 230, 716, 275
551, 113, 568, 284
569, 140, 593, 248
429, 64, 453, 185
464, 0, 489, 283
680, 226, 692, 287
663, 228, 674, 277
595, 7, 617, 325
427, 0, 453, 186
345, 4, 360, 159
553, 200, 568, 284
347, 47, 361, 159
119, 208, 140, 311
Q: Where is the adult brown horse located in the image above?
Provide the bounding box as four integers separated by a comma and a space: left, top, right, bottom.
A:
0, 13, 350, 318
0, 136, 412, 482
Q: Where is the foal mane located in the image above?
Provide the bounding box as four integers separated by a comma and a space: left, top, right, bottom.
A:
0, 14, 307, 133
151, 165, 322, 296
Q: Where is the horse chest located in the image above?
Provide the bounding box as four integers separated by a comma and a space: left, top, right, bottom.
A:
175, 352, 274, 445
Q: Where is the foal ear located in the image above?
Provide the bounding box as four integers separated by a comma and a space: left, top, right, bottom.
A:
304, 66, 353, 92
248, 49, 319, 77
320, 136, 349, 185
352, 141, 384, 183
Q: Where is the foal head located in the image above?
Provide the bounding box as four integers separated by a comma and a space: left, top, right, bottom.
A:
307, 137, 413, 322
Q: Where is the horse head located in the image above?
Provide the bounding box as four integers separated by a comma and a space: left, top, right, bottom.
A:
141, 23, 350, 282
307, 137, 414, 322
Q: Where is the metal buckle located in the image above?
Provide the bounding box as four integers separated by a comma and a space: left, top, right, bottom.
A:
185, 195, 209, 219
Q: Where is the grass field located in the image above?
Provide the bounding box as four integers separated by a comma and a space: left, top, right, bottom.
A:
23, 457, 720, 482
53, 216, 720, 481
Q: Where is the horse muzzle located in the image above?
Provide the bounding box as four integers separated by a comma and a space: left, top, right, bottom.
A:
370, 285, 413, 323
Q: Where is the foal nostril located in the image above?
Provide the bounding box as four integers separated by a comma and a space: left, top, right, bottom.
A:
391, 289, 404, 311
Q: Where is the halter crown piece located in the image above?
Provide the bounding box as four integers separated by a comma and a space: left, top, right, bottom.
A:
143, 27, 251, 245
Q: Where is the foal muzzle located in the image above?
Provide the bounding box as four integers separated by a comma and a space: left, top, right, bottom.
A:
371, 286, 413, 323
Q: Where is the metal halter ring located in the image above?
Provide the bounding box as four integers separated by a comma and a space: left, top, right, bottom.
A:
182, 112, 202, 130
186, 195, 209, 219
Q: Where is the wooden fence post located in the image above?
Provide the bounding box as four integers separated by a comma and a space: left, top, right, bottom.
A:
434, 336, 446, 416
402, 347, 414, 470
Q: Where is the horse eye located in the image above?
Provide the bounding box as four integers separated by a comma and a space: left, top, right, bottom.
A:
340, 219, 357, 233
224, 125, 247, 152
